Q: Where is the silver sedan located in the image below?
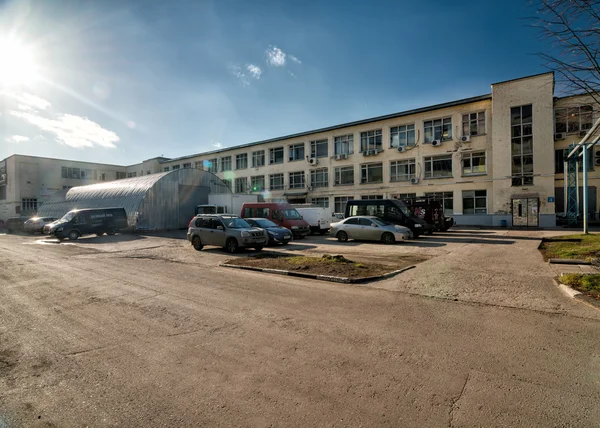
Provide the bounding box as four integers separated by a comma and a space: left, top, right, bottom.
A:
330, 216, 413, 244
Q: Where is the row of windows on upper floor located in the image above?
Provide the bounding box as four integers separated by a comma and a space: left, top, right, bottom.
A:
216, 152, 488, 193
162, 112, 487, 173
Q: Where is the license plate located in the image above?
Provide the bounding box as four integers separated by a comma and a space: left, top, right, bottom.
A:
284, 235, 291, 239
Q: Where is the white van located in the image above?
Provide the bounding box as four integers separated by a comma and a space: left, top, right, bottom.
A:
294, 207, 331, 235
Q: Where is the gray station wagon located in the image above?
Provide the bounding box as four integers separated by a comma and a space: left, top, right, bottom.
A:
187, 214, 268, 253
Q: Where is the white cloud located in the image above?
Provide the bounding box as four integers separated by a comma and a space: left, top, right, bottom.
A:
212, 142, 222, 148
229, 65, 249, 86
288, 70, 297, 78
3, 91, 51, 110
11, 110, 120, 149
6, 135, 30, 143
289, 55, 301, 64
265, 46, 286, 67
247, 64, 262, 79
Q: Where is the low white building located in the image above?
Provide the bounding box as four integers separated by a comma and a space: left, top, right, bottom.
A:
1, 72, 599, 227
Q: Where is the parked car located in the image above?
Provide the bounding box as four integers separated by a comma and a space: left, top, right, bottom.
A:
294, 207, 330, 234
331, 212, 345, 223
245, 218, 292, 246
42, 220, 60, 235
47, 207, 128, 241
187, 214, 268, 253
5, 217, 25, 233
399, 196, 454, 232
240, 202, 310, 238
24, 216, 57, 234
330, 216, 412, 244
345, 199, 433, 237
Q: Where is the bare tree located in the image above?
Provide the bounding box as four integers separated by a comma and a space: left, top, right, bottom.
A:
532, 0, 600, 103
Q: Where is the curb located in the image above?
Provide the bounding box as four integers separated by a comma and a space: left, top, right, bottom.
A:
549, 258, 591, 265
219, 263, 416, 284
553, 278, 600, 311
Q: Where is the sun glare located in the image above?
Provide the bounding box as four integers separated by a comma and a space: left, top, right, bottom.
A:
0, 37, 39, 87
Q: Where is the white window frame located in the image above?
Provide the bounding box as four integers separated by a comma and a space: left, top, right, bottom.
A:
360, 129, 383, 152
424, 155, 453, 179
183, 163, 192, 169
234, 177, 247, 193
310, 139, 329, 158
207, 159, 217, 173
424, 191, 454, 216
511, 104, 534, 186
334, 196, 354, 214
270, 173, 284, 190
334, 165, 354, 186
462, 111, 486, 136
462, 190, 487, 215
250, 175, 265, 192
334, 134, 354, 155
310, 197, 329, 208
424, 117, 452, 143
194, 161, 204, 170
310, 168, 329, 188
390, 124, 416, 148
555, 105, 595, 134
360, 162, 383, 184
289, 143, 305, 162
220, 156, 232, 172
252, 150, 265, 167
462, 151, 487, 176
269, 147, 284, 164
289, 171, 305, 189
235, 154, 248, 170
390, 159, 416, 182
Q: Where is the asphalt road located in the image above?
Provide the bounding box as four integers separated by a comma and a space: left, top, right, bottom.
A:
0, 230, 599, 427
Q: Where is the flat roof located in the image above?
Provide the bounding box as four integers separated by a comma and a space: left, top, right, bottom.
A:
3, 154, 126, 168
163, 93, 492, 163
491, 71, 554, 86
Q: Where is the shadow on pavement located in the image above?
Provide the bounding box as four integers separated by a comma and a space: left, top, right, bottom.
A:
419, 236, 515, 245
434, 232, 540, 242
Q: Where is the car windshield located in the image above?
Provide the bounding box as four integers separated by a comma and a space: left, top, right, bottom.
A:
253, 219, 277, 228
281, 209, 302, 219
392, 200, 417, 219
60, 211, 76, 222
371, 218, 391, 226
223, 218, 251, 229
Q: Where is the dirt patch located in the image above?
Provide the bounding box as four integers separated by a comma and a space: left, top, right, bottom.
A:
224, 253, 425, 278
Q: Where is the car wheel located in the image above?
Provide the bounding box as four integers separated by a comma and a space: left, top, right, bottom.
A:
337, 231, 348, 242
225, 238, 239, 253
68, 230, 80, 241
107, 227, 117, 236
253, 246, 263, 251
191, 236, 203, 251
381, 232, 395, 245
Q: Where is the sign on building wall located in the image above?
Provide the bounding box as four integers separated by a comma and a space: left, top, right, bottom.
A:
0, 160, 6, 186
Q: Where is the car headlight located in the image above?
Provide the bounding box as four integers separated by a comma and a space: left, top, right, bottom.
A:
241, 231, 250, 237
414, 224, 422, 228
291, 226, 299, 229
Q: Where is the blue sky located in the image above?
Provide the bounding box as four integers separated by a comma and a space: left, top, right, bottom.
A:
0, 0, 547, 165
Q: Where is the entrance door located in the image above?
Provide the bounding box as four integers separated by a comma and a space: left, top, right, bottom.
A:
512, 198, 539, 227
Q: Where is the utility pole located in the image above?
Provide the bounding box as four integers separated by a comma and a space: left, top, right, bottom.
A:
583, 147, 589, 234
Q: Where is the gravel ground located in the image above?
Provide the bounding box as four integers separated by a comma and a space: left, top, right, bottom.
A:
0, 229, 599, 427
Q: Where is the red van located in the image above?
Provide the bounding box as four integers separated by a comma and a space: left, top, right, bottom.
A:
240, 202, 310, 238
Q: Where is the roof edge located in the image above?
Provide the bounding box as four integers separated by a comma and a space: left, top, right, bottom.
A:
492, 71, 554, 86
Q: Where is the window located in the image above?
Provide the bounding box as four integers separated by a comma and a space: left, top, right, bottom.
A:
392, 193, 416, 199
270, 173, 284, 190
116, 172, 127, 179
334, 134, 354, 155
463, 190, 487, 214
235, 177, 247, 193
0, 186, 5, 200
207, 159, 217, 173
183, 163, 192, 169
80, 169, 93, 179
235, 154, 248, 170
146, 170, 151, 175
289, 143, 305, 161
462, 112, 486, 136
222, 179, 232, 189
334, 165, 354, 185
310, 139, 328, 158
390, 159, 416, 182
310, 168, 328, 188
250, 176, 265, 192
62, 186, 73, 190
252, 150, 265, 167
163, 167, 170, 172
462, 151, 486, 175
172, 165, 181, 170
127, 172, 137, 178
555, 148, 593, 173
21, 198, 38, 214
289, 171, 305, 188
555, 105, 594, 134
424, 155, 453, 178
390, 124, 416, 147
361, 195, 383, 200
311, 197, 329, 208
424, 117, 452, 143
100, 173, 106, 181
269, 147, 284, 164
61, 167, 81, 179
360, 163, 383, 183
334, 196, 354, 213
425, 191, 454, 216
220, 156, 232, 172
511, 104, 534, 186
195, 161, 204, 170
360, 129, 382, 152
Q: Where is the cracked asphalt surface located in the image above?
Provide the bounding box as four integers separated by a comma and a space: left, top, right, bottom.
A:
0, 229, 599, 427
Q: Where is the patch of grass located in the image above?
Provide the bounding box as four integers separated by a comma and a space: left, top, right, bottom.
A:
539, 234, 600, 261
559, 273, 600, 300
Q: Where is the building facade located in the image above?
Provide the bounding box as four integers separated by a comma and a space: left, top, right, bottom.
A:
1, 72, 599, 227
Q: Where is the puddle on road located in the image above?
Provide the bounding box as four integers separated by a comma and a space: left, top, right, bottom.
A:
25, 239, 76, 246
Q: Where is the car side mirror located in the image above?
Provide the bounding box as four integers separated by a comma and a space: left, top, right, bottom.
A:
217, 226, 224, 230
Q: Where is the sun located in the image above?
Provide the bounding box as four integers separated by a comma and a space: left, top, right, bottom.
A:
0, 37, 39, 87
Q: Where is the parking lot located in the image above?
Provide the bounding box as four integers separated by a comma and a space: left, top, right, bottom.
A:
1, 228, 600, 426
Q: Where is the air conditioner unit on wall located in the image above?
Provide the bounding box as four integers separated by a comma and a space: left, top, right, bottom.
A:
595, 158, 600, 166
308, 157, 318, 165
397, 146, 406, 153
340, 153, 348, 159
595, 150, 600, 159
431, 140, 442, 147
460, 135, 471, 143
410, 177, 419, 184
554, 132, 566, 141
